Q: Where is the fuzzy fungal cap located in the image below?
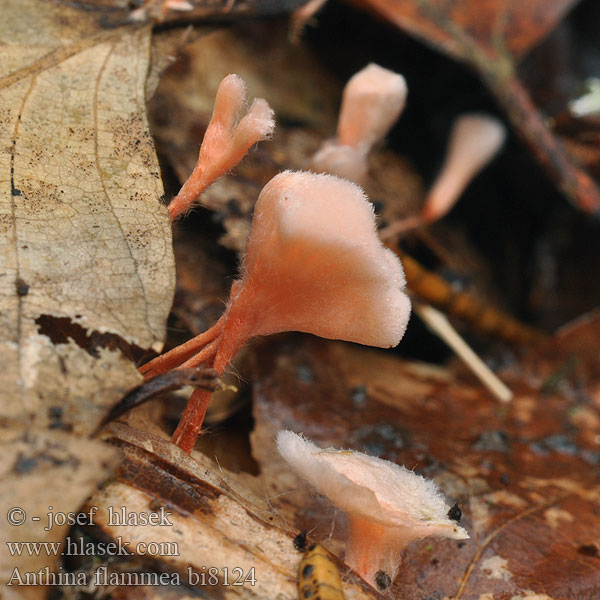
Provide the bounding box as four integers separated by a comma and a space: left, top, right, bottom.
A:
277, 430, 468, 590
227, 171, 411, 348
422, 113, 506, 223
312, 63, 407, 183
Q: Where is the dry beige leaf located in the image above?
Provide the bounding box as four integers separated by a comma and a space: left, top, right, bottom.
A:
0, 1, 175, 596
0, 0, 174, 432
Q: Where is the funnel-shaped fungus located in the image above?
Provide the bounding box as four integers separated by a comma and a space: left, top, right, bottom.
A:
312, 63, 407, 183
168, 74, 275, 220
142, 171, 411, 452
422, 113, 506, 223
277, 430, 469, 591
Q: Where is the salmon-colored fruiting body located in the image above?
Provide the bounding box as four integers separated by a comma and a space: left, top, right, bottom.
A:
229, 172, 410, 347
344, 512, 463, 589
168, 74, 274, 220
337, 63, 407, 149
277, 431, 469, 590
143, 172, 411, 453
312, 63, 407, 183
422, 113, 506, 223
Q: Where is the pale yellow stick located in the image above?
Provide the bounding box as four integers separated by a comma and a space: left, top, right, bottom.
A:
415, 303, 513, 403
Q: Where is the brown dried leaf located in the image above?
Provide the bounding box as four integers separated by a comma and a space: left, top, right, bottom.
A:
517, 310, 600, 405
171, 228, 230, 334
251, 335, 600, 599
349, 0, 578, 61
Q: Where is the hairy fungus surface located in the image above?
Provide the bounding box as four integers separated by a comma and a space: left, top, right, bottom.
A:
168, 74, 274, 219
277, 430, 468, 591
142, 171, 411, 452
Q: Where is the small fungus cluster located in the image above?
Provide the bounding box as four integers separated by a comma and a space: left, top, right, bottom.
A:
141, 70, 470, 591
308, 64, 506, 235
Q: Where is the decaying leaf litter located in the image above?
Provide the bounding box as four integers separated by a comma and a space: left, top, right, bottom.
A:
1, 0, 599, 599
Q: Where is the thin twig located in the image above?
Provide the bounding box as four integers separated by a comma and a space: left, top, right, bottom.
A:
415, 302, 513, 402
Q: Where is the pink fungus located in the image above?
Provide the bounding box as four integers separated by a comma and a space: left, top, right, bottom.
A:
312, 63, 407, 183
277, 430, 469, 590
168, 74, 275, 220
142, 171, 411, 452
422, 113, 506, 223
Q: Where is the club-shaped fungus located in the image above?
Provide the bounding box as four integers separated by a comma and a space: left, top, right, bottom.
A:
168, 74, 275, 220
312, 63, 407, 183
142, 171, 411, 452
276, 430, 469, 591
422, 113, 506, 223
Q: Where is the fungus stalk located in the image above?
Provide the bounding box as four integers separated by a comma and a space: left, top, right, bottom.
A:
311, 63, 407, 183
167, 74, 275, 220
142, 172, 411, 453
277, 431, 468, 591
